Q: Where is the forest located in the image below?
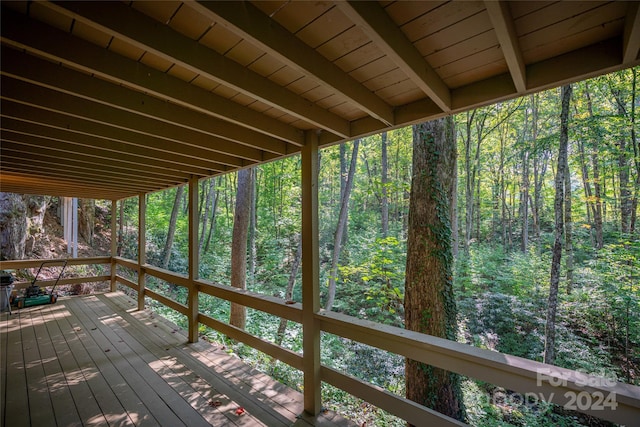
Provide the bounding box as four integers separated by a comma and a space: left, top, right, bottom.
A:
2, 67, 638, 426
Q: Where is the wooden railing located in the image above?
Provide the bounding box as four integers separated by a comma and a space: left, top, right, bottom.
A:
2, 256, 638, 425
1, 257, 111, 290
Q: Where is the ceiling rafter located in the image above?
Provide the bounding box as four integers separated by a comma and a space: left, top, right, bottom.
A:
0, 7, 303, 146
190, 0, 394, 127
0, 128, 226, 177
0, 158, 166, 189
0, 148, 188, 183
1, 104, 250, 170
0, 77, 265, 167
0, 173, 140, 200
0, 48, 292, 156
46, 1, 350, 138
337, 0, 451, 113
0, 139, 191, 180
0, 154, 160, 190
1, 1, 638, 201
484, 1, 526, 93
624, 1, 640, 64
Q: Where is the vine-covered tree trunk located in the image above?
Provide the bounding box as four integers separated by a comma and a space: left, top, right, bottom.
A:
230, 168, 253, 330
161, 185, 184, 269
544, 84, 571, 365
326, 139, 359, 311
405, 118, 464, 422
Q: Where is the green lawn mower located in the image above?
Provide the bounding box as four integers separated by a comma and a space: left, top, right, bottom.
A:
12, 259, 68, 310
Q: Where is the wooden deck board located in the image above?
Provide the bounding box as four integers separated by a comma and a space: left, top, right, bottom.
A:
39, 303, 110, 426
31, 306, 83, 427
1, 292, 355, 427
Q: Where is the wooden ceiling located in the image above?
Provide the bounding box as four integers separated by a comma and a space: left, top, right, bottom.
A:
1, 1, 639, 200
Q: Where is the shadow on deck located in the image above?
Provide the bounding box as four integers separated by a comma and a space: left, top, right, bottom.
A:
1, 292, 354, 427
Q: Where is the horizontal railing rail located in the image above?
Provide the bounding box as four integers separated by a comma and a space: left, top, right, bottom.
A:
7, 256, 637, 426
0, 257, 111, 290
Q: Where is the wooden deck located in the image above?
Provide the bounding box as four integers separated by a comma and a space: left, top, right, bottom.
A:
0, 292, 353, 427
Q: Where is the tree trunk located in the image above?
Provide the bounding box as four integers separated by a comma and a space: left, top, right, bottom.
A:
230, 168, 253, 330
0, 193, 27, 260
161, 185, 184, 270
405, 118, 464, 422
79, 199, 95, 245
544, 84, 571, 365
275, 236, 302, 346
564, 139, 574, 293
339, 142, 349, 247
199, 180, 212, 253
325, 139, 360, 311
530, 94, 542, 244
630, 68, 639, 234
609, 82, 633, 233
249, 167, 257, 286
584, 84, 604, 248
578, 138, 596, 246
118, 200, 124, 256
463, 111, 475, 254
204, 178, 219, 254
451, 146, 459, 258
521, 150, 530, 253
381, 131, 389, 238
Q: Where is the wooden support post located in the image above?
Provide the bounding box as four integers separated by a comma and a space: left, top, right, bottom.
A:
110, 199, 117, 292
188, 177, 200, 343
137, 194, 146, 311
302, 130, 321, 415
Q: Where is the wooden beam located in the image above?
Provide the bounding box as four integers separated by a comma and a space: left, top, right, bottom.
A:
138, 193, 146, 311
111, 200, 117, 292
624, 1, 640, 63
301, 130, 321, 415
192, 0, 394, 126
1, 95, 255, 168
0, 51, 292, 155
0, 155, 170, 191
317, 310, 640, 426
526, 37, 629, 94
0, 7, 303, 145
0, 143, 191, 183
321, 367, 465, 426
337, 1, 451, 112
188, 177, 200, 343
485, 0, 527, 92
197, 279, 302, 323
0, 119, 228, 176
0, 172, 134, 200
45, 1, 350, 138
0, 140, 191, 186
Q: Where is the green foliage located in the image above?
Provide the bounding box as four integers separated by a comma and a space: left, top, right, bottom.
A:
125, 67, 639, 426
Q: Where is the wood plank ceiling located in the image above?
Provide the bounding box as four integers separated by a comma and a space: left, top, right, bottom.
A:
1, 1, 639, 200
